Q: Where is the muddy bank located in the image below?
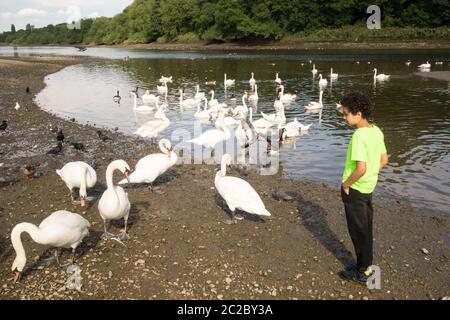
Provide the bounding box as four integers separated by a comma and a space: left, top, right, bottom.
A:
0, 57, 448, 300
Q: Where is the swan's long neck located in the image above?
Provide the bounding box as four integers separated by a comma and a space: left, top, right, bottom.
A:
242, 95, 247, 108
319, 91, 323, 104
254, 85, 258, 95
196, 85, 199, 94
281, 85, 285, 95
210, 91, 215, 101
179, 90, 183, 103
219, 160, 227, 177
249, 107, 253, 123
80, 166, 88, 197
11, 223, 41, 271
106, 161, 122, 190
374, 69, 377, 78
133, 94, 137, 108
331, 68, 333, 74
224, 74, 227, 82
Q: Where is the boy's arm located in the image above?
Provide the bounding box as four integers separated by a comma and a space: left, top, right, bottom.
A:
342, 161, 366, 194
380, 153, 389, 170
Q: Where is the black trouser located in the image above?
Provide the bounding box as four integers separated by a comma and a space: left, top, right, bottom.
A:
341, 186, 373, 271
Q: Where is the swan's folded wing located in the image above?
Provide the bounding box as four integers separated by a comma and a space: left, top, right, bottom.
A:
216, 177, 265, 209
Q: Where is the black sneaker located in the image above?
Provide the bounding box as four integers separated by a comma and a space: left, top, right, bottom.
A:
338, 268, 370, 286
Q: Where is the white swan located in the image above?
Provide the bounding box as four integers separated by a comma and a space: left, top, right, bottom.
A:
159, 75, 173, 84
56, 161, 97, 207
373, 68, 390, 81
195, 84, 205, 100
336, 102, 343, 113
405, 61, 411, 66
318, 74, 328, 87
130, 92, 155, 112
118, 139, 177, 186
235, 120, 256, 148
142, 90, 158, 106
330, 68, 338, 79
274, 72, 282, 85
179, 89, 199, 108
194, 97, 211, 119
304, 90, 324, 110
249, 72, 256, 87
261, 99, 286, 125
418, 61, 431, 69
157, 82, 168, 96
224, 73, 235, 87
215, 154, 271, 223
134, 100, 170, 140
11, 210, 90, 282
215, 108, 241, 128
15, 102, 20, 110
232, 93, 249, 119
247, 84, 258, 104
311, 64, 318, 75
279, 85, 296, 104
189, 122, 231, 149
98, 159, 131, 240
249, 107, 275, 134
208, 90, 219, 107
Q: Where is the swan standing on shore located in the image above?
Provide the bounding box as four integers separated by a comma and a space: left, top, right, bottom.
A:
373, 68, 390, 81
10, 210, 90, 283
118, 139, 177, 188
56, 161, 97, 207
98, 160, 131, 240
215, 154, 271, 224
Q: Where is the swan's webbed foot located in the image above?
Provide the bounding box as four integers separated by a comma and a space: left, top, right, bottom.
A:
234, 212, 245, 220
223, 218, 237, 225
101, 232, 118, 240
117, 231, 130, 240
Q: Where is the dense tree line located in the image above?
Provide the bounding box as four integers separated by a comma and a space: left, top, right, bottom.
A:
1, 0, 449, 45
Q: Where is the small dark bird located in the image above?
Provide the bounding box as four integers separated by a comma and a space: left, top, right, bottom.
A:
71, 142, 85, 151
129, 87, 139, 98
47, 142, 63, 155
23, 165, 36, 179
113, 91, 121, 104
0, 120, 7, 131
70, 118, 76, 122
26, 87, 30, 94
97, 130, 111, 142
56, 129, 64, 142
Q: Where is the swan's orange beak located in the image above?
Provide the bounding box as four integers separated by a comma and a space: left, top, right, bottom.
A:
124, 169, 131, 183
80, 196, 86, 207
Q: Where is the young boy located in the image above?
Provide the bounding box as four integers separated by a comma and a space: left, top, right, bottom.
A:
338, 91, 388, 285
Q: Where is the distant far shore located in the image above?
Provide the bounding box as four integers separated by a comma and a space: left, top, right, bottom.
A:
1, 41, 450, 51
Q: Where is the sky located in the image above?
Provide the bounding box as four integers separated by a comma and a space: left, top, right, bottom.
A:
0, 0, 134, 32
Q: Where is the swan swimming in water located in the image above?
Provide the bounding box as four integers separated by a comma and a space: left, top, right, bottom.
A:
215, 154, 271, 224
98, 160, 131, 240
224, 73, 235, 87
10, 210, 90, 283
130, 92, 155, 112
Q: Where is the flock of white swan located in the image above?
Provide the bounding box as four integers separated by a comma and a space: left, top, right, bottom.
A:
9, 59, 438, 283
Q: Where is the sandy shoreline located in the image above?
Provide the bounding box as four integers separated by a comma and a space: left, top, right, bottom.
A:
0, 57, 448, 300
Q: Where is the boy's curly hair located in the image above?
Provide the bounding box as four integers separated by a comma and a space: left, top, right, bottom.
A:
341, 91, 372, 119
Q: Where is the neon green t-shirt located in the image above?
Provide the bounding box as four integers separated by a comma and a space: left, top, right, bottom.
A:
342, 124, 387, 194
